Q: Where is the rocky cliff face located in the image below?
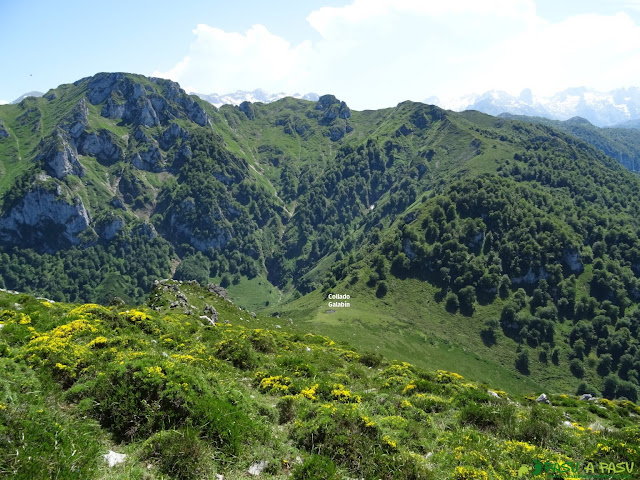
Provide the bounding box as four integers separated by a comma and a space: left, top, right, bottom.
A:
0, 120, 9, 138
0, 73, 223, 253
0, 183, 91, 250
82, 73, 211, 128
38, 130, 86, 179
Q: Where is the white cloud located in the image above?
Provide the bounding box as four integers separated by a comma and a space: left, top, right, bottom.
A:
153, 24, 312, 95
0, 100, 8, 105
155, 1, 640, 109
470, 12, 640, 96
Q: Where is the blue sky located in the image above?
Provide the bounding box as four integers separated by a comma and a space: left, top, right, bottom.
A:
2, 0, 640, 109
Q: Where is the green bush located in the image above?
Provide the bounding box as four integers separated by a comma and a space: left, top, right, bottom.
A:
215, 337, 259, 370
459, 401, 516, 432
514, 405, 567, 448
292, 455, 337, 480
142, 428, 215, 480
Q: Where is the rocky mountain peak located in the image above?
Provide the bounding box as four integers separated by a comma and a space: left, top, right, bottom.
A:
76, 72, 211, 128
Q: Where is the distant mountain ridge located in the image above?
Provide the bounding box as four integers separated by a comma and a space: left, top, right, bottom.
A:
498, 113, 640, 172
429, 86, 640, 127
193, 88, 319, 108
11, 90, 44, 104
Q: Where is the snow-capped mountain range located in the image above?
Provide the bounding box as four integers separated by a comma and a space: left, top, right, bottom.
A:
193, 89, 319, 108
426, 87, 640, 128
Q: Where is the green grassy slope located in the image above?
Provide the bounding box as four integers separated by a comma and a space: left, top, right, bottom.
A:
1, 283, 639, 480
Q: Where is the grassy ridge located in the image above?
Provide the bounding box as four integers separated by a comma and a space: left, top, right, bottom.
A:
1, 283, 639, 479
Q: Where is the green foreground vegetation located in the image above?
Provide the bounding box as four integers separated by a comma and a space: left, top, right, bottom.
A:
1, 282, 639, 479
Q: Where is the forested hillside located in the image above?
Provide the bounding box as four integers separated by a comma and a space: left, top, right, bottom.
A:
3, 73, 640, 398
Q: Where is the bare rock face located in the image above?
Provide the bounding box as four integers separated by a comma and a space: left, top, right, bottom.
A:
38, 130, 85, 179
0, 120, 10, 138
207, 283, 229, 299
0, 184, 91, 250
131, 127, 164, 171
159, 123, 189, 150
96, 215, 125, 240
83, 73, 210, 128
65, 98, 90, 139
79, 130, 124, 165
313, 94, 352, 140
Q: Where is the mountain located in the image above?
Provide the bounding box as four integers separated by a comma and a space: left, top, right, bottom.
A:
4, 72, 640, 401
193, 88, 319, 108
616, 118, 640, 130
10, 90, 44, 104
499, 113, 640, 172
433, 87, 640, 127
1, 282, 638, 479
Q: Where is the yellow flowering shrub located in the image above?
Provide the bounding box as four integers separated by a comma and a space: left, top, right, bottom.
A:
259, 375, 291, 394
331, 383, 361, 403
300, 383, 319, 400
454, 466, 488, 480
436, 370, 465, 383
87, 336, 108, 348
382, 434, 398, 450
402, 382, 417, 394
118, 309, 151, 322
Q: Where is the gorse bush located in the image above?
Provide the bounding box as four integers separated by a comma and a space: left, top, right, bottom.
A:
142, 428, 215, 480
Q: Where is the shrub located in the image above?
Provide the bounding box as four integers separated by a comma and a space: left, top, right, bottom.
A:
215, 337, 259, 370
277, 395, 298, 424
514, 405, 567, 448
515, 350, 530, 375
292, 455, 337, 480
445, 292, 459, 313
376, 281, 388, 298
459, 402, 516, 432
570, 358, 585, 378
142, 428, 214, 480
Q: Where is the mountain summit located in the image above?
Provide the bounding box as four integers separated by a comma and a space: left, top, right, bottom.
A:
193, 88, 319, 108
431, 87, 640, 127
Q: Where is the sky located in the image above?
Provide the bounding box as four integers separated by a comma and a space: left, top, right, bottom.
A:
1, 0, 640, 110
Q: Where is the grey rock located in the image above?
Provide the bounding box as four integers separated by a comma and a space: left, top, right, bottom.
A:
487, 390, 501, 399
98, 216, 125, 240
109, 197, 127, 210
101, 95, 126, 119
0, 186, 91, 249
65, 98, 90, 139
132, 128, 164, 171
86, 72, 128, 104
207, 284, 229, 299
0, 120, 10, 138
137, 97, 160, 127
204, 304, 219, 324
580, 393, 594, 401
248, 461, 267, 476
563, 248, 583, 273
103, 450, 126, 467
159, 123, 189, 150
536, 393, 551, 404
39, 131, 85, 179
79, 130, 124, 165
136, 222, 157, 239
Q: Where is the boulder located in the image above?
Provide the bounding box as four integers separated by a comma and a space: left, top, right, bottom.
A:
248, 461, 267, 476
103, 450, 126, 467
536, 393, 551, 404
